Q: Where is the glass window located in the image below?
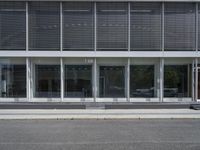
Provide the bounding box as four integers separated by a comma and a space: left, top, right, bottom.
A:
65, 65, 92, 97
0, 64, 26, 97
63, 2, 94, 51
35, 65, 60, 98
164, 3, 195, 51
0, 2, 26, 50
99, 66, 125, 97
130, 3, 161, 51
97, 3, 128, 51
164, 65, 189, 97
29, 2, 60, 50
130, 65, 155, 97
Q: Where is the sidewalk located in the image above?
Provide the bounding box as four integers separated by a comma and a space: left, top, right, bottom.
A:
0, 109, 200, 119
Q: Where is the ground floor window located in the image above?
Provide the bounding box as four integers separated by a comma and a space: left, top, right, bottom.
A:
99, 66, 125, 97
0, 64, 26, 97
35, 65, 60, 98
64, 65, 92, 98
130, 65, 155, 97
164, 65, 189, 97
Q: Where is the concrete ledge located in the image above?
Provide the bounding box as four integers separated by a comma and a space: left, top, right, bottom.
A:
0, 109, 199, 120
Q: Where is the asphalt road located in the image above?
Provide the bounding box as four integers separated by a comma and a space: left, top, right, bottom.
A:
0, 119, 200, 150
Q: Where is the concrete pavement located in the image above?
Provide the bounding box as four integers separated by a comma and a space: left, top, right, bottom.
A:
0, 119, 200, 150
0, 109, 200, 119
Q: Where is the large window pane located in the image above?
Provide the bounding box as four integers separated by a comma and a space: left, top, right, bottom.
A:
35, 65, 60, 98
29, 2, 60, 50
97, 3, 128, 51
63, 2, 94, 51
130, 3, 161, 51
0, 64, 26, 97
130, 65, 155, 97
0, 2, 26, 50
164, 3, 195, 51
65, 65, 92, 97
99, 66, 125, 97
164, 65, 189, 97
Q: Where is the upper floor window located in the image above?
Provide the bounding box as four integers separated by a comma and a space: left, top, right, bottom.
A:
63, 2, 94, 51
0, 2, 26, 50
29, 2, 60, 51
97, 3, 128, 51
164, 3, 195, 51
130, 3, 161, 51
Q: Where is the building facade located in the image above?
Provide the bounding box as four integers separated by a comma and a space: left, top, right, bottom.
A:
0, 0, 199, 103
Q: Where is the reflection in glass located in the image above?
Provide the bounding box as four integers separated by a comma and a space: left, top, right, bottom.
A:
35, 65, 60, 98
0, 64, 26, 97
63, 2, 94, 51
130, 65, 155, 97
65, 65, 92, 97
0, 2, 26, 50
99, 66, 125, 97
97, 3, 128, 51
29, 2, 60, 50
164, 65, 189, 97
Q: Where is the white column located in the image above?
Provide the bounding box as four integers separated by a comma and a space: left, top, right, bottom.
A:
60, 2, 63, 51
26, 2, 30, 101
93, 2, 97, 102
60, 58, 64, 101
26, 58, 30, 101
195, 58, 198, 101
127, 58, 130, 102
93, 58, 97, 102
160, 58, 164, 102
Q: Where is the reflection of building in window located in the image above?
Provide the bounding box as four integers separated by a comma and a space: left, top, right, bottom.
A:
65, 65, 92, 98
164, 65, 191, 97
99, 66, 125, 97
